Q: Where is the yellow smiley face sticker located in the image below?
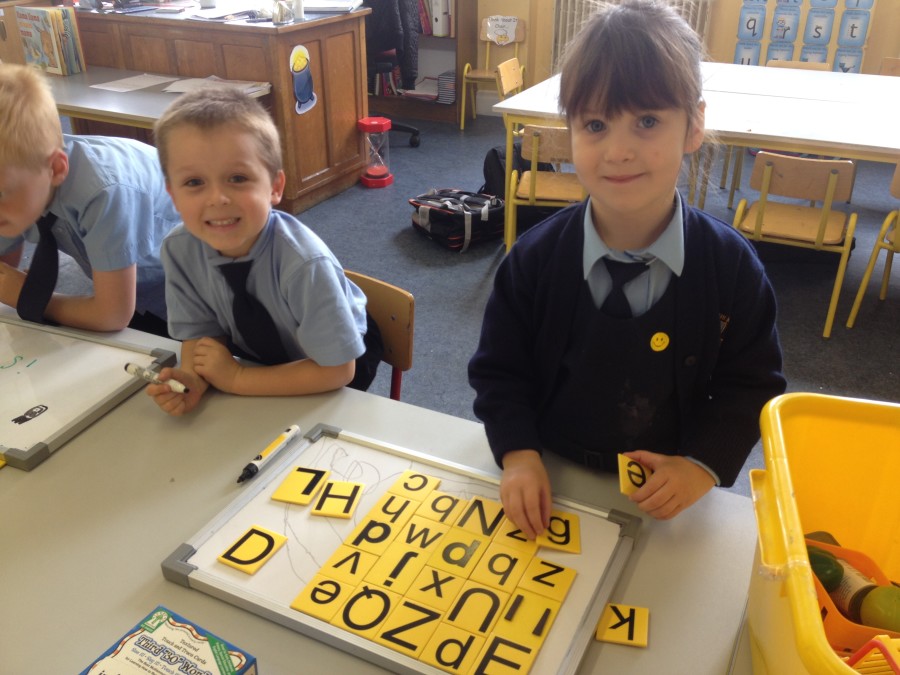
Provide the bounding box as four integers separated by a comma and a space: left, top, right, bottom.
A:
650, 332, 669, 352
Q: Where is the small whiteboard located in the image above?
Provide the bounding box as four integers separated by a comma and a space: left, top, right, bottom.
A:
164, 424, 640, 675
0, 314, 175, 470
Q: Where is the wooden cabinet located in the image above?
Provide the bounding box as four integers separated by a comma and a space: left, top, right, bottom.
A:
74, 11, 370, 213
366, 1, 476, 123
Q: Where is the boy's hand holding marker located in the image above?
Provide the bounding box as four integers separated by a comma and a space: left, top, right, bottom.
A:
143, 366, 208, 417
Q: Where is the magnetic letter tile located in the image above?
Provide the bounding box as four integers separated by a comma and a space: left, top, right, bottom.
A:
535, 510, 581, 554
493, 518, 540, 554
291, 573, 357, 623
596, 603, 649, 648
518, 557, 577, 603
419, 623, 485, 675
344, 518, 399, 556
428, 527, 491, 578
494, 589, 560, 648
217, 525, 287, 575
320, 544, 379, 586
373, 599, 443, 658
311, 480, 364, 518
469, 542, 534, 592
444, 580, 509, 636
271, 466, 330, 505
331, 584, 401, 640
415, 490, 466, 526
364, 491, 417, 528
364, 545, 429, 594
396, 515, 450, 553
618, 453, 652, 496
471, 635, 537, 675
387, 470, 441, 502
405, 567, 466, 613
454, 496, 505, 538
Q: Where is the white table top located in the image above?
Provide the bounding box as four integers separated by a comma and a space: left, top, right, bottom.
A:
0, 319, 757, 674
48, 66, 270, 128
494, 62, 900, 163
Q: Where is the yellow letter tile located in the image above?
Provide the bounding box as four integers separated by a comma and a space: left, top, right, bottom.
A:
372, 598, 443, 658
396, 515, 450, 553
469, 542, 534, 592
535, 510, 581, 554
494, 589, 560, 648
471, 634, 537, 675
444, 580, 509, 636
419, 623, 484, 674
387, 470, 441, 502
493, 518, 540, 555
427, 527, 491, 578
310, 480, 365, 519
405, 567, 466, 613
320, 544, 379, 586
290, 573, 356, 623
618, 454, 652, 496
270, 466, 330, 505
364, 545, 429, 595
415, 490, 466, 526
344, 518, 400, 556
595, 603, 650, 648
454, 496, 506, 538
217, 525, 287, 575
331, 584, 401, 640
364, 491, 417, 529
517, 557, 577, 603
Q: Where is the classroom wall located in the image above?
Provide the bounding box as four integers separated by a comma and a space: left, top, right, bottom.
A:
471, 0, 900, 116
706, 1, 900, 75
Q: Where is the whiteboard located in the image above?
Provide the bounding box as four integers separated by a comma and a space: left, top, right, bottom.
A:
164, 424, 640, 675
0, 314, 176, 471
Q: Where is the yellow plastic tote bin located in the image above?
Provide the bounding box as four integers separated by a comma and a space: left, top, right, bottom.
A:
747, 393, 900, 675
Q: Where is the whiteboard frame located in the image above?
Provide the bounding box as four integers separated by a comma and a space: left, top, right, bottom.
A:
0, 314, 176, 471
163, 423, 641, 675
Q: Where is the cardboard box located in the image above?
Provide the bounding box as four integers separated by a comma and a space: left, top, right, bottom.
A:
80, 605, 257, 675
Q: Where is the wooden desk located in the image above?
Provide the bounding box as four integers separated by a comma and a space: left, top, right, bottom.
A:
0, 313, 757, 674
72, 9, 370, 213
494, 63, 900, 245
48, 66, 270, 129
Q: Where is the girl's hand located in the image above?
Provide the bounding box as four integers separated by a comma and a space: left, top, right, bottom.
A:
500, 449, 552, 540
624, 450, 715, 520
146, 367, 207, 417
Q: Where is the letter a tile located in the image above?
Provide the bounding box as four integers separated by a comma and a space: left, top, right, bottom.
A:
596, 603, 650, 648
217, 525, 287, 575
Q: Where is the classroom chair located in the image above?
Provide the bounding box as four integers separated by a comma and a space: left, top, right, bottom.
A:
732, 151, 857, 338
494, 57, 525, 135
344, 270, 414, 401
718, 60, 835, 210
846, 163, 900, 329
460, 16, 526, 130
505, 124, 585, 252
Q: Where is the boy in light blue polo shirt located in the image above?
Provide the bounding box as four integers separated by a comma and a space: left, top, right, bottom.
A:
0, 64, 179, 334
146, 86, 380, 417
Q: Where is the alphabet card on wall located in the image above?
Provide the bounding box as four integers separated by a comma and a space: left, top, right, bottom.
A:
164, 424, 640, 675
0, 312, 175, 471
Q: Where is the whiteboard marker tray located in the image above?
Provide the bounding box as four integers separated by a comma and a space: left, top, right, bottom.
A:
163, 423, 640, 675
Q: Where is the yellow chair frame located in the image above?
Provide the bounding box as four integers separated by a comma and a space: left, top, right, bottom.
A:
344, 270, 414, 401
846, 163, 900, 328
505, 124, 585, 252
732, 151, 857, 338
460, 16, 526, 131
